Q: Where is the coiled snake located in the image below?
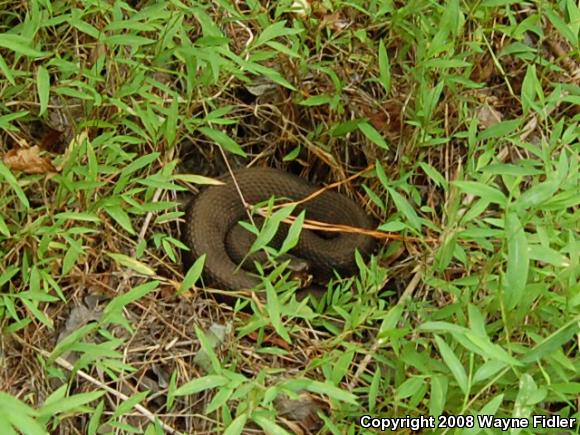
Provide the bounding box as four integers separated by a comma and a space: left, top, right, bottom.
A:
183, 167, 376, 300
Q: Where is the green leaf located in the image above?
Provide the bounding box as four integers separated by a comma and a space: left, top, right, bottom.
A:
386, 187, 422, 230
453, 181, 506, 205
102, 281, 159, 322
172, 375, 229, 396
179, 255, 206, 294
107, 253, 156, 276
429, 375, 447, 416
282, 379, 358, 405
0, 392, 45, 435
39, 388, 105, 419
504, 212, 529, 309
521, 320, 580, 364
378, 39, 391, 94
0, 161, 30, 208
298, 94, 333, 106
104, 205, 135, 235
396, 376, 424, 399
254, 20, 303, 47
477, 118, 521, 141
279, 210, 304, 254
358, 122, 389, 150
544, 5, 578, 46
0, 34, 47, 57
199, 127, 246, 157
37, 66, 50, 116
224, 413, 249, 435
102, 34, 156, 46
434, 335, 469, 395
0, 54, 15, 85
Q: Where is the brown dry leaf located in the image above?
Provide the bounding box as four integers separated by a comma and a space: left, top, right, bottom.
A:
321, 11, 348, 31
275, 392, 327, 432
476, 104, 503, 129
4, 145, 57, 174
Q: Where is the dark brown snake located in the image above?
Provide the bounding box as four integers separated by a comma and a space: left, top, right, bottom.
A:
183, 167, 376, 300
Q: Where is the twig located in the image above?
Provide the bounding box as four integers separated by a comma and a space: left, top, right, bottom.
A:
12, 334, 182, 435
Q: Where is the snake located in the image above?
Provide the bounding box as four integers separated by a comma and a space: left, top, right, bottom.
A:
182, 167, 376, 301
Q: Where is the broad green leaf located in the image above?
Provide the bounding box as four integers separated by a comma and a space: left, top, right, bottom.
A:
254, 20, 303, 47
279, 210, 304, 254
521, 320, 580, 364
386, 187, 422, 230
299, 94, 333, 106
396, 376, 424, 399
224, 414, 248, 435
453, 181, 506, 205
104, 205, 135, 235
358, 122, 389, 150
0, 161, 30, 208
37, 66, 50, 116
434, 335, 469, 395
172, 375, 229, 396
0, 392, 45, 435
199, 127, 246, 157
0, 34, 47, 57
102, 281, 159, 321
179, 255, 206, 294
378, 39, 391, 94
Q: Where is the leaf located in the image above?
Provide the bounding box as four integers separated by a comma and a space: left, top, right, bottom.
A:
102, 281, 159, 322
358, 122, 389, 150
396, 376, 424, 399
386, 187, 422, 230
378, 39, 391, 94
102, 34, 156, 46
172, 375, 229, 396
0, 392, 45, 435
0, 161, 30, 208
521, 320, 580, 364
104, 205, 135, 235
434, 335, 469, 395
544, 4, 578, 47
107, 253, 156, 276
453, 181, 506, 205
516, 179, 560, 210
0, 54, 15, 85
3, 146, 56, 174
254, 20, 303, 47
299, 94, 333, 106
179, 255, 206, 294
0, 34, 47, 57
173, 173, 224, 185
37, 66, 50, 116
279, 210, 304, 254
250, 203, 295, 254
224, 413, 249, 435
0, 110, 29, 132
282, 379, 358, 405
38, 388, 105, 419
198, 127, 246, 157
504, 212, 529, 309
429, 375, 448, 416
477, 118, 521, 141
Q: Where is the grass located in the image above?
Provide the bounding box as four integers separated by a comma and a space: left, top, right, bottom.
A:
0, 0, 579, 433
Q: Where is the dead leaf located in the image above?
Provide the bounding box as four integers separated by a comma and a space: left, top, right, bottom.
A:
275, 392, 327, 432
476, 104, 503, 129
4, 146, 57, 174
321, 11, 348, 31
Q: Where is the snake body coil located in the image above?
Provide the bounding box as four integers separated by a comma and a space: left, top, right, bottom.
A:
183, 167, 376, 297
